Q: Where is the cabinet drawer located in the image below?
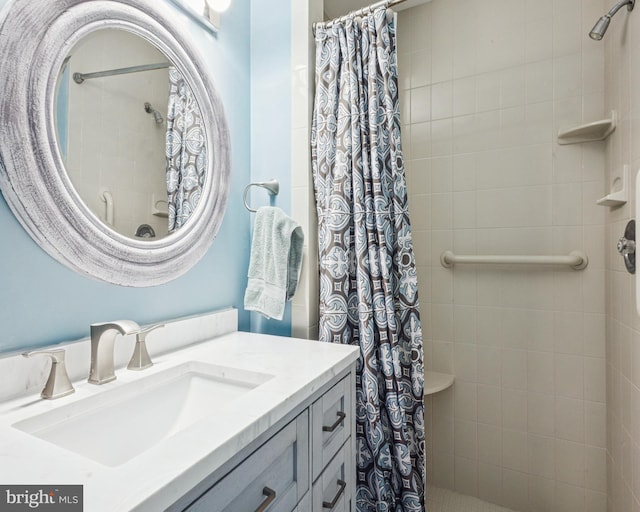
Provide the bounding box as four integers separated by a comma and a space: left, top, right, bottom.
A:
311, 375, 351, 480
312, 441, 352, 512
186, 411, 309, 512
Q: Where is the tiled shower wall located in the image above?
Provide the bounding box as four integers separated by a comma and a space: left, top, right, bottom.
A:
66, 30, 170, 238
397, 0, 608, 510
603, 4, 640, 512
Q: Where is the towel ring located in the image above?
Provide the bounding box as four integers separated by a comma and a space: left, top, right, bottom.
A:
243, 179, 280, 213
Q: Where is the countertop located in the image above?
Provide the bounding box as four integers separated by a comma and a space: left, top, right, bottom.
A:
0, 330, 359, 511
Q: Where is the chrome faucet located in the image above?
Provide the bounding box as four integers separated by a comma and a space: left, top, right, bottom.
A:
23, 349, 75, 399
88, 320, 140, 384
127, 324, 165, 371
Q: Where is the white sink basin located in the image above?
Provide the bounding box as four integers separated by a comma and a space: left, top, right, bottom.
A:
12, 362, 273, 467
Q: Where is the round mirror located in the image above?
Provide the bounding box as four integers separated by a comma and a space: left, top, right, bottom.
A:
56, 29, 207, 240
0, 0, 230, 286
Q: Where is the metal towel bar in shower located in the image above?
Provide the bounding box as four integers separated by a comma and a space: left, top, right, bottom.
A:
243, 179, 280, 213
440, 250, 589, 270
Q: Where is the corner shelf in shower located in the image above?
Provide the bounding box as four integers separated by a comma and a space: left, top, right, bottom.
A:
596, 164, 628, 207
152, 196, 169, 218
424, 371, 455, 396
557, 110, 616, 145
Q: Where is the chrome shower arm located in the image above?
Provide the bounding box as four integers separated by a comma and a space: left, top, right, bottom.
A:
607, 0, 634, 17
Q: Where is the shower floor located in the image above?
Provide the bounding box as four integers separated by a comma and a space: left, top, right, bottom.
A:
427, 486, 516, 512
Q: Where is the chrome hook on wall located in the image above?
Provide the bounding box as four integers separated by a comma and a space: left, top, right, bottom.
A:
243, 179, 279, 212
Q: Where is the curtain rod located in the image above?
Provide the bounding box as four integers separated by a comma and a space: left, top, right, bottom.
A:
72, 62, 171, 84
313, 0, 408, 34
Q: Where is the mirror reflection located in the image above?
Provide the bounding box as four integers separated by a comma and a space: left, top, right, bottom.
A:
55, 29, 207, 240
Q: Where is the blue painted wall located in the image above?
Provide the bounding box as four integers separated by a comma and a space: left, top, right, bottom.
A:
0, 0, 255, 353
249, 0, 292, 336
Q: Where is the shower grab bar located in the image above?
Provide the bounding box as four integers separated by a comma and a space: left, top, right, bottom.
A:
440, 250, 588, 270
101, 190, 114, 226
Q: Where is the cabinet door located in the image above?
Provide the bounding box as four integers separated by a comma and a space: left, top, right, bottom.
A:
311, 375, 352, 480
185, 411, 309, 512
312, 441, 352, 512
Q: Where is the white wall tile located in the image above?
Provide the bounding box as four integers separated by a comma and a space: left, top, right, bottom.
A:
433, 413, 454, 455
454, 456, 478, 497
502, 429, 528, 473
528, 392, 556, 436
476, 72, 501, 112
585, 445, 607, 493
555, 396, 585, 443
528, 434, 556, 479
411, 122, 431, 159
433, 340, 454, 373
502, 349, 528, 391
454, 419, 478, 460
502, 388, 528, 431
454, 342, 477, 382
454, 381, 478, 421
432, 81, 453, 120
584, 357, 606, 403
528, 351, 555, 394
554, 53, 583, 100
555, 439, 585, 487
526, 60, 554, 104
555, 482, 586, 512
453, 77, 476, 117
525, 19, 553, 64
502, 468, 530, 511
552, 0, 582, 57
500, 66, 526, 108
528, 475, 555, 512
584, 400, 606, 448
477, 384, 502, 426
453, 271, 477, 307
411, 86, 431, 124
478, 462, 503, 504
555, 353, 585, 399
398, 0, 607, 505
411, 50, 432, 89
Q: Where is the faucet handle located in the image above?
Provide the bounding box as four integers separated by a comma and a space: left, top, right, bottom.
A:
23, 349, 75, 400
127, 324, 165, 371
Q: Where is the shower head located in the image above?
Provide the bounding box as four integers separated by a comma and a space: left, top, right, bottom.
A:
144, 102, 164, 125
589, 15, 611, 40
589, 0, 634, 40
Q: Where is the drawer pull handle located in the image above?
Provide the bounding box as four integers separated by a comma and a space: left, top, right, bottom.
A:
255, 486, 276, 512
323, 411, 346, 432
322, 479, 347, 509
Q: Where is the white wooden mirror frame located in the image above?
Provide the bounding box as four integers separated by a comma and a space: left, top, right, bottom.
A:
0, 0, 230, 286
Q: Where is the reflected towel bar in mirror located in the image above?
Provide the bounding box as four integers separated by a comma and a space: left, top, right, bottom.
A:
243, 179, 279, 212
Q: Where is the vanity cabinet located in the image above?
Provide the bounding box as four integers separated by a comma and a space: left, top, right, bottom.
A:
185, 411, 309, 511
176, 366, 356, 512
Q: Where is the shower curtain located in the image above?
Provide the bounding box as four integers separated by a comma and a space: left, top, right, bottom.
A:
165, 66, 206, 232
311, 8, 425, 512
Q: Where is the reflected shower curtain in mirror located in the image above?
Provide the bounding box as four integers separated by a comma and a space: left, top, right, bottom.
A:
311, 9, 425, 512
165, 66, 206, 232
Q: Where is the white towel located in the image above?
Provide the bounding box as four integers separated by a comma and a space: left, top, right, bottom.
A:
244, 207, 304, 320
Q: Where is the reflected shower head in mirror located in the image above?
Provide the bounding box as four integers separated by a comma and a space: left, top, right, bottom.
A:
144, 102, 164, 125
589, 0, 634, 40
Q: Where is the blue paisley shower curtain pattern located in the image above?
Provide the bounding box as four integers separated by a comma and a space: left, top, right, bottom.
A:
165, 67, 206, 232
311, 9, 425, 512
